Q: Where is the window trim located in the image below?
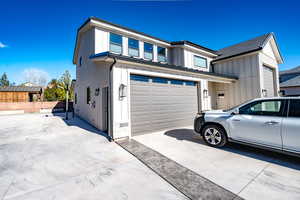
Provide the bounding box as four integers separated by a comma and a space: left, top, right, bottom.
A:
109, 33, 123, 54
193, 55, 207, 68
143, 42, 154, 60
128, 38, 139, 57
239, 99, 286, 117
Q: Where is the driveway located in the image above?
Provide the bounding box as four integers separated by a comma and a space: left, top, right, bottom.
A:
0, 114, 187, 200
133, 128, 300, 200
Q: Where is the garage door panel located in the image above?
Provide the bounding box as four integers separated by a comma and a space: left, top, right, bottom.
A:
130, 76, 198, 136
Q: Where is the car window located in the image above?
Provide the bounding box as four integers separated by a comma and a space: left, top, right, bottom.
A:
288, 99, 300, 117
239, 100, 283, 116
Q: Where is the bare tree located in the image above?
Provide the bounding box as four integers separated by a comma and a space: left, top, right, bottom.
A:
22, 68, 49, 86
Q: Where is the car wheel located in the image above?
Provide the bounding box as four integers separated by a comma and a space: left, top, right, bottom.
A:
202, 125, 227, 147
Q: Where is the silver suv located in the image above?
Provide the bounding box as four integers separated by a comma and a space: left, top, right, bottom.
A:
194, 97, 300, 156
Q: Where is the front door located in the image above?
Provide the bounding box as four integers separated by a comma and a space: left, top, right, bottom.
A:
229, 99, 285, 149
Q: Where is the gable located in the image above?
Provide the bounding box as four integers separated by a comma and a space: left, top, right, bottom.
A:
262, 40, 276, 59
261, 35, 283, 64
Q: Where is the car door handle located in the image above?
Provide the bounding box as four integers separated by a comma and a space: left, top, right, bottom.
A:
264, 121, 279, 125
232, 119, 241, 122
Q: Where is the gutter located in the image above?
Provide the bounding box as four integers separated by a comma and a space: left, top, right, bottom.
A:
108, 57, 117, 142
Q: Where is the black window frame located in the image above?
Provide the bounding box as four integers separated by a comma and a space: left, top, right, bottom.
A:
193, 55, 207, 68
79, 56, 82, 66
287, 99, 300, 118
75, 93, 77, 104
109, 33, 123, 54
157, 46, 166, 62
144, 42, 153, 60
239, 99, 287, 117
128, 38, 139, 57
86, 87, 91, 104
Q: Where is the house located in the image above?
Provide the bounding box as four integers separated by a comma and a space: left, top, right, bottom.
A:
73, 17, 283, 140
0, 86, 43, 102
280, 66, 300, 96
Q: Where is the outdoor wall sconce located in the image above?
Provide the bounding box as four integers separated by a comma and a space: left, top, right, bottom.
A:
119, 84, 127, 100
95, 88, 100, 96
203, 89, 208, 98
262, 89, 267, 97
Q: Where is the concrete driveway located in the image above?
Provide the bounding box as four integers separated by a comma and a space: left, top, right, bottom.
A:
0, 114, 187, 200
133, 128, 300, 200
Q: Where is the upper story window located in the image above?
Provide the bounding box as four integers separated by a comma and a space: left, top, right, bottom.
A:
144, 42, 153, 60
157, 47, 166, 62
79, 56, 82, 66
110, 33, 122, 54
128, 38, 139, 57
194, 55, 207, 68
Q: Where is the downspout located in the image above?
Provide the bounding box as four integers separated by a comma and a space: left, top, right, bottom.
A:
108, 57, 117, 142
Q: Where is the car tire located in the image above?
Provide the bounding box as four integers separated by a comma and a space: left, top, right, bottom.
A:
202, 124, 227, 147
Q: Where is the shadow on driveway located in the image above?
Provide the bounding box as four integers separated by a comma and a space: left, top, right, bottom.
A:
165, 128, 300, 171
46, 112, 111, 141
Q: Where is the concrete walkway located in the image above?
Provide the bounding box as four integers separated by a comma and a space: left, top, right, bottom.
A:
133, 129, 300, 200
0, 114, 188, 200
118, 139, 242, 200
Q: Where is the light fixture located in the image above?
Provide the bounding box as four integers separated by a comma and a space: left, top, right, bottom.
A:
262, 89, 267, 97
203, 89, 208, 98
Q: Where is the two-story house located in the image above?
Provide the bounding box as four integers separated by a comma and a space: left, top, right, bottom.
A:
73, 17, 283, 140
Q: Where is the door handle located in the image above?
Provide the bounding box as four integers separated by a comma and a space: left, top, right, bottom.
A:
232, 119, 241, 122
264, 121, 279, 125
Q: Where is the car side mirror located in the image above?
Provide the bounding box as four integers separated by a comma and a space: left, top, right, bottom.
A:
231, 109, 239, 115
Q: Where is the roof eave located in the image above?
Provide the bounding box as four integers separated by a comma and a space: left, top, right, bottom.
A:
212, 48, 262, 63
90, 52, 238, 82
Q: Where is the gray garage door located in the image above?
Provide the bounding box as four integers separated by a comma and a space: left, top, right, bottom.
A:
130, 74, 198, 136
263, 66, 275, 97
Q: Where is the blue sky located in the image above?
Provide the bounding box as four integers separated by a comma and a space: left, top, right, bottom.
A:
1, 0, 299, 84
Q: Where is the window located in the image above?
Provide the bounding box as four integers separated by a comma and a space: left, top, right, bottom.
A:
79, 57, 82, 66
194, 55, 207, 68
144, 42, 153, 60
239, 100, 283, 116
110, 33, 122, 54
152, 77, 168, 84
130, 74, 150, 82
171, 79, 184, 85
128, 38, 139, 57
157, 47, 166, 62
87, 87, 91, 104
185, 81, 196, 86
288, 100, 300, 117
75, 93, 77, 104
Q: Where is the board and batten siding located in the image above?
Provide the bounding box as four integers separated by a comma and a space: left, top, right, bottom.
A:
213, 54, 261, 108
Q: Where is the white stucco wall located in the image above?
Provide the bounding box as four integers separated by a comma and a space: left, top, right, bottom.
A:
74, 28, 110, 131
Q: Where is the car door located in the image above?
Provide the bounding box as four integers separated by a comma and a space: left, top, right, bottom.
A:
282, 99, 300, 153
228, 99, 285, 149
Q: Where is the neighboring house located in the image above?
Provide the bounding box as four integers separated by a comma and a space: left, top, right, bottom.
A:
73, 17, 283, 139
0, 86, 43, 102
280, 66, 300, 96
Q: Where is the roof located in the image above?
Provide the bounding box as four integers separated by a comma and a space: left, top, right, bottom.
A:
170, 41, 217, 55
280, 66, 300, 75
0, 86, 42, 92
214, 33, 272, 62
280, 75, 300, 87
90, 52, 238, 81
